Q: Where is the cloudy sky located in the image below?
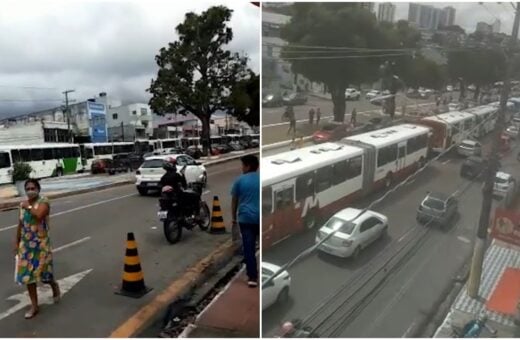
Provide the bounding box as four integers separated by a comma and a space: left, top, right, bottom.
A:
389, 2, 515, 34
0, 0, 260, 119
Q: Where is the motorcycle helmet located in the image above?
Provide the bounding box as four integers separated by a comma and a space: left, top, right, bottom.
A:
162, 158, 177, 172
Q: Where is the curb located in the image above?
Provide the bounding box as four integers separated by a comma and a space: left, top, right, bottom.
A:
262, 137, 313, 151
110, 239, 238, 338
0, 152, 258, 212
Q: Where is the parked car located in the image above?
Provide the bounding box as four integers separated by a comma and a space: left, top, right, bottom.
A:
446, 85, 454, 92
250, 139, 259, 148
511, 114, 520, 126
460, 156, 488, 179
106, 154, 131, 175
416, 192, 458, 227
262, 93, 284, 108
262, 262, 291, 310
457, 140, 482, 157
365, 90, 381, 100
505, 125, 520, 139
315, 208, 388, 258
135, 154, 207, 195
229, 142, 245, 151
282, 92, 308, 106
312, 122, 350, 143
185, 146, 203, 159
163, 147, 184, 155
468, 84, 476, 91
345, 88, 361, 101
493, 171, 516, 199
91, 158, 112, 174
214, 144, 232, 154
127, 152, 144, 170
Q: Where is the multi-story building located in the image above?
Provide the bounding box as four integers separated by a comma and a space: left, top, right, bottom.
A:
107, 103, 153, 142
377, 3, 396, 23
492, 19, 501, 33
442, 6, 456, 27
408, 3, 444, 30
476, 21, 493, 34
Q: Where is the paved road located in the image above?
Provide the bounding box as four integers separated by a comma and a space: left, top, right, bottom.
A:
262, 94, 437, 145
0, 160, 242, 337
262, 137, 520, 337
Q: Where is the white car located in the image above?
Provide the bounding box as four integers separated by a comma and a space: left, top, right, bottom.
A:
366, 90, 381, 100
458, 140, 482, 157
505, 125, 519, 139
345, 88, 361, 100
135, 154, 207, 195
446, 85, 454, 92
315, 208, 388, 258
493, 171, 516, 199
262, 262, 291, 310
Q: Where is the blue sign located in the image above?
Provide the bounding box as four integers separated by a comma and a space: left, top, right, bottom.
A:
87, 102, 107, 143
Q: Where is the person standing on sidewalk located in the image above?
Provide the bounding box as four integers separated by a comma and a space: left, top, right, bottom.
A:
350, 107, 357, 126
13, 179, 60, 319
316, 107, 321, 125
308, 107, 315, 125
285, 105, 296, 137
231, 155, 259, 287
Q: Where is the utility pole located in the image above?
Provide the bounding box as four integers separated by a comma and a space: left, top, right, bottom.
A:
467, 2, 520, 298
121, 121, 125, 142
63, 89, 75, 143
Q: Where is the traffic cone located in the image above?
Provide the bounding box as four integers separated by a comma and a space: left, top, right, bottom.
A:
115, 232, 152, 298
210, 195, 226, 234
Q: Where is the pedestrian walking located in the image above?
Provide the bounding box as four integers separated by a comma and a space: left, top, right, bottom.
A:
350, 108, 357, 126
285, 105, 296, 137
231, 155, 259, 287
316, 107, 321, 125
13, 179, 60, 319
308, 108, 315, 125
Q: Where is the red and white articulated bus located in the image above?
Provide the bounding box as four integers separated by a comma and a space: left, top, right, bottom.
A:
262, 124, 430, 249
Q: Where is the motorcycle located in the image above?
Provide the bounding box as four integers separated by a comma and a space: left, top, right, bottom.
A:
451, 313, 497, 338
158, 181, 210, 244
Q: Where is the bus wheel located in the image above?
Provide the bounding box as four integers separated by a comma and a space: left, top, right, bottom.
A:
304, 209, 319, 229
56, 168, 64, 177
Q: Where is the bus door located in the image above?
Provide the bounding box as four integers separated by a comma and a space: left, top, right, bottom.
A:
397, 141, 406, 171
445, 126, 452, 149
0, 151, 12, 184
272, 181, 296, 242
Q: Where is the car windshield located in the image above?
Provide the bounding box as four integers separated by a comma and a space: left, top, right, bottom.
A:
142, 159, 165, 168
423, 197, 445, 211
495, 177, 508, 184
460, 141, 476, 148
324, 216, 356, 235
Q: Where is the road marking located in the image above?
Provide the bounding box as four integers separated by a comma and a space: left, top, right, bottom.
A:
0, 193, 136, 233
442, 159, 451, 165
457, 235, 471, 244
0, 269, 92, 322
397, 226, 416, 243
402, 321, 417, 337
202, 190, 211, 195
53, 236, 91, 253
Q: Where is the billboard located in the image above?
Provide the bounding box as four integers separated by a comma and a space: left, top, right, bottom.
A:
491, 208, 520, 247
87, 102, 107, 143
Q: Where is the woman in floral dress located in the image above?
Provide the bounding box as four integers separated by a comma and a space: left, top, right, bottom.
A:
13, 179, 60, 319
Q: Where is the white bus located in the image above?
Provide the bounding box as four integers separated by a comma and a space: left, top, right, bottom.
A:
80, 142, 135, 168
419, 111, 477, 152
262, 124, 430, 249
0, 143, 82, 185
463, 105, 498, 137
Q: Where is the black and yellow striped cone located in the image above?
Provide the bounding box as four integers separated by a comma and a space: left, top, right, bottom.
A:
210, 195, 226, 234
115, 232, 152, 298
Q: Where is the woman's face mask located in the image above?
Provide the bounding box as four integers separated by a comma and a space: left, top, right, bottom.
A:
25, 187, 39, 199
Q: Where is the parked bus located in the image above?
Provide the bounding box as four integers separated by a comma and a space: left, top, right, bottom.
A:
262, 124, 430, 249
463, 105, 498, 137
0, 143, 82, 185
418, 111, 477, 153
134, 139, 161, 154
80, 142, 135, 169
159, 138, 182, 149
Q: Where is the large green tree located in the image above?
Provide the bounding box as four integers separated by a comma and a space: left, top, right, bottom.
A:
229, 70, 259, 128
280, 4, 420, 122
448, 49, 506, 101
401, 55, 447, 91
148, 6, 249, 155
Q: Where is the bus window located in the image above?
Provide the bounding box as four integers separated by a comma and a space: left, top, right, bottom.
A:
263, 186, 273, 214
11, 149, 21, 163
20, 149, 31, 162
316, 165, 333, 192
43, 148, 54, 160
0, 152, 10, 168
332, 160, 348, 185
347, 156, 363, 179
73, 147, 80, 158
296, 172, 314, 200
377, 144, 397, 167
31, 149, 44, 161
275, 187, 294, 210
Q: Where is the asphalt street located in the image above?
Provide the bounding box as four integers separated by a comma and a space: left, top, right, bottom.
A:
0, 160, 242, 337
262, 94, 437, 145
262, 137, 520, 337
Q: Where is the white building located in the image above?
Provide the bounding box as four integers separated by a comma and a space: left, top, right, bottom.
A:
492, 19, 501, 33
442, 6, 456, 27
377, 3, 396, 23
0, 120, 69, 145
107, 103, 153, 142
476, 21, 493, 34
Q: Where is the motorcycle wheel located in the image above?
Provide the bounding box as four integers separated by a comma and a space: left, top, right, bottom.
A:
198, 202, 211, 231
163, 219, 182, 244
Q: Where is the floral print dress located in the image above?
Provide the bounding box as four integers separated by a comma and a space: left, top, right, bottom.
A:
16, 196, 54, 285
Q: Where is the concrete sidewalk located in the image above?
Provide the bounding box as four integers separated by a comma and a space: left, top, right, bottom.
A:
184, 265, 259, 338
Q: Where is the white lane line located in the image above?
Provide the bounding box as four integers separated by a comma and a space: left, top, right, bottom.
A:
402, 321, 417, 338
54, 236, 91, 253
442, 159, 451, 165
0, 193, 136, 233
457, 235, 471, 244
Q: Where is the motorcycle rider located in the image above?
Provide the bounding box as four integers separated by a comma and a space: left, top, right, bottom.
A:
160, 158, 187, 197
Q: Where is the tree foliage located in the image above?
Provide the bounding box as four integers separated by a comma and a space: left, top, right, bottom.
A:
280, 4, 420, 121
148, 6, 250, 154
401, 55, 447, 90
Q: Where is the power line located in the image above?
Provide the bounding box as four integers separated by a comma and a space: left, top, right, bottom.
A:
0, 85, 58, 90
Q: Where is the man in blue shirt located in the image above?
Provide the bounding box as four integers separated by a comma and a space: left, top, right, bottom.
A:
231, 154, 259, 287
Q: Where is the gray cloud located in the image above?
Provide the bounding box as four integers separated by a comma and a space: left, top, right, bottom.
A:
0, 0, 260, 118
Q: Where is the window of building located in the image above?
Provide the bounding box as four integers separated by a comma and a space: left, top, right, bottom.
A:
140, 108, 148, 115
112, 113, 118, 120
132, 110, 137, 115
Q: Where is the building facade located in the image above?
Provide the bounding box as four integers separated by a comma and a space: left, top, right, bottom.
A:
107, 103, 153, 142
442, 6, 456, 27
408, 3, 443, 30
492, 19, 501, 33
476, 21, 493, 34
377, 3, 396, 23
